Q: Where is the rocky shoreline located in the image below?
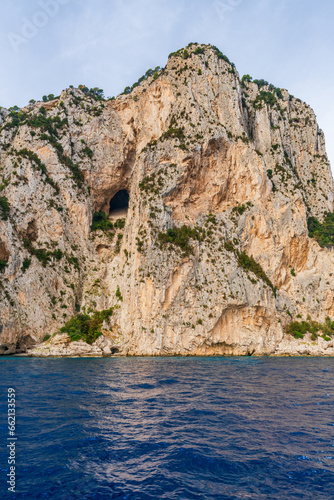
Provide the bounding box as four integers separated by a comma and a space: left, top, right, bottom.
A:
23, 333, 121, 357
18, 332, 334, 357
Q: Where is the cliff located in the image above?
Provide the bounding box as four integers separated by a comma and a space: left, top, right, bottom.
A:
1, 43, 334, 356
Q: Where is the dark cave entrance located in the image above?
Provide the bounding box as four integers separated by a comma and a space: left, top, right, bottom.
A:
109, 190, 129, 219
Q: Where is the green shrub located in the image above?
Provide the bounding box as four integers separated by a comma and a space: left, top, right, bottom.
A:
43, 334, 51, 342
0, 259, 8, 272
212, 45, 232, 65
21, 258, 31, 272
82, 146, 93, 158
285, 317, 334, 340
223, 238, 276, 294
115, 233, 123, 253
114, 218, 125, 230
116, 286, 123, 301
136, 237, 144, 252
224, 241, 235, 252
23, 238, 63, 267
158, 225, 201, 256
238, 251, 276, 293
91, 212, 113, 232
60, 308, 113, 344
308, 212, 334, 247
2, 108, 27, 130
42, 94, 56, 102
232, 204, 247, 216
242, 74, 253, 83
253, 91, 277, 109
253, 79, 269, 89
121, 67, 161, 95
162, 127, 185, 141
286, 321, 309, 339
21, 111, 83, 189
0, 196, 10, 220
139, 174, 160, 194
78, 85, 104, 100
275, 88, 283, 99
252, 80, 283, 100
17, 149, 60, 194
53, 249, 63, 261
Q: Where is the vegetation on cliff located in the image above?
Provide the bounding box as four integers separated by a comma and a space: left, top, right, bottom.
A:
0, 42, 333, 356
237, 251, 276, 294
0, 259, 7, 272
308, 212, 334, 247
0, 196, 10, 220
91, 212, 114, 232
224, 241, 276, 295
59, 309, 113, 344
158, 225, 202, 256
23, 238, 63, 267
286, 317, 334, 341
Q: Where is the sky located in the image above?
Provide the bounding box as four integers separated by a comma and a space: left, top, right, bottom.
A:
0, 0, 333, 166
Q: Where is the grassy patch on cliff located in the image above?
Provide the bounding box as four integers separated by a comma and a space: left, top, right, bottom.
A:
90, 213, 125, 238
286, 317, 334, 341
123, 67, 162, 95
224, 241, 276, 295
0, 196, 10, 220
308, 212, 334, 247
0, 259, 8, 272
158, 225, 201, 256
237, 251, 275, 293
253, 91, 277, 109
60, 308, 113, 344
23, 238, 63, 267
17, 149, 60, 194
91, 212, 114, 232
9, 106, 84, 189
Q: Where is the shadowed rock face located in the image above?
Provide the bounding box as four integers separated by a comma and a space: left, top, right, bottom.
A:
0, 43, 333, 356
109, 190, 129, 220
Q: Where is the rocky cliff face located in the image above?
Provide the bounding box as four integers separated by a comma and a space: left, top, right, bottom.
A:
1, 43, 334, 356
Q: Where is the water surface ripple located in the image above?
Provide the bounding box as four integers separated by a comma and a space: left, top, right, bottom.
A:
0, 357, 333, 499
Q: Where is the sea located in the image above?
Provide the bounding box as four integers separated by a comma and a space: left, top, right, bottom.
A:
0, 356, 333, 499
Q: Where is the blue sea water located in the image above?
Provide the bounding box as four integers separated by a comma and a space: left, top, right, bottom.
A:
0, 357, 333, 499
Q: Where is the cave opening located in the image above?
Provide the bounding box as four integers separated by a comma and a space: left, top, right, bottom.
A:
109, 190, 129, 219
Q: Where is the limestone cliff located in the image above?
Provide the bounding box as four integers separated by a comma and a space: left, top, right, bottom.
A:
1, 43, 334, 356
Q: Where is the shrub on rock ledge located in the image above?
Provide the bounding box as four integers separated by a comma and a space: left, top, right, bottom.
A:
60, 309, 113, 344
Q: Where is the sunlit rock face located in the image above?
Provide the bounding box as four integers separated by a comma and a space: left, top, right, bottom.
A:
0, 43, 333, 356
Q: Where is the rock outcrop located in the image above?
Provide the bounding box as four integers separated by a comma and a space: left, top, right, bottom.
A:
1, 43, 333, 356
26, 332, 120, 357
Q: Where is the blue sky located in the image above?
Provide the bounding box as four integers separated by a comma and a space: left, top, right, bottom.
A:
0, 0, 333, 165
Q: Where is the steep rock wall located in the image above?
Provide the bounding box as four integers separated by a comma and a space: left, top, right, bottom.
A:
0, 44, 333, 355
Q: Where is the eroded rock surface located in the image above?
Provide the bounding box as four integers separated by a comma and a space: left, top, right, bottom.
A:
1, 44, 333, 356
26, 333, 120, 357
